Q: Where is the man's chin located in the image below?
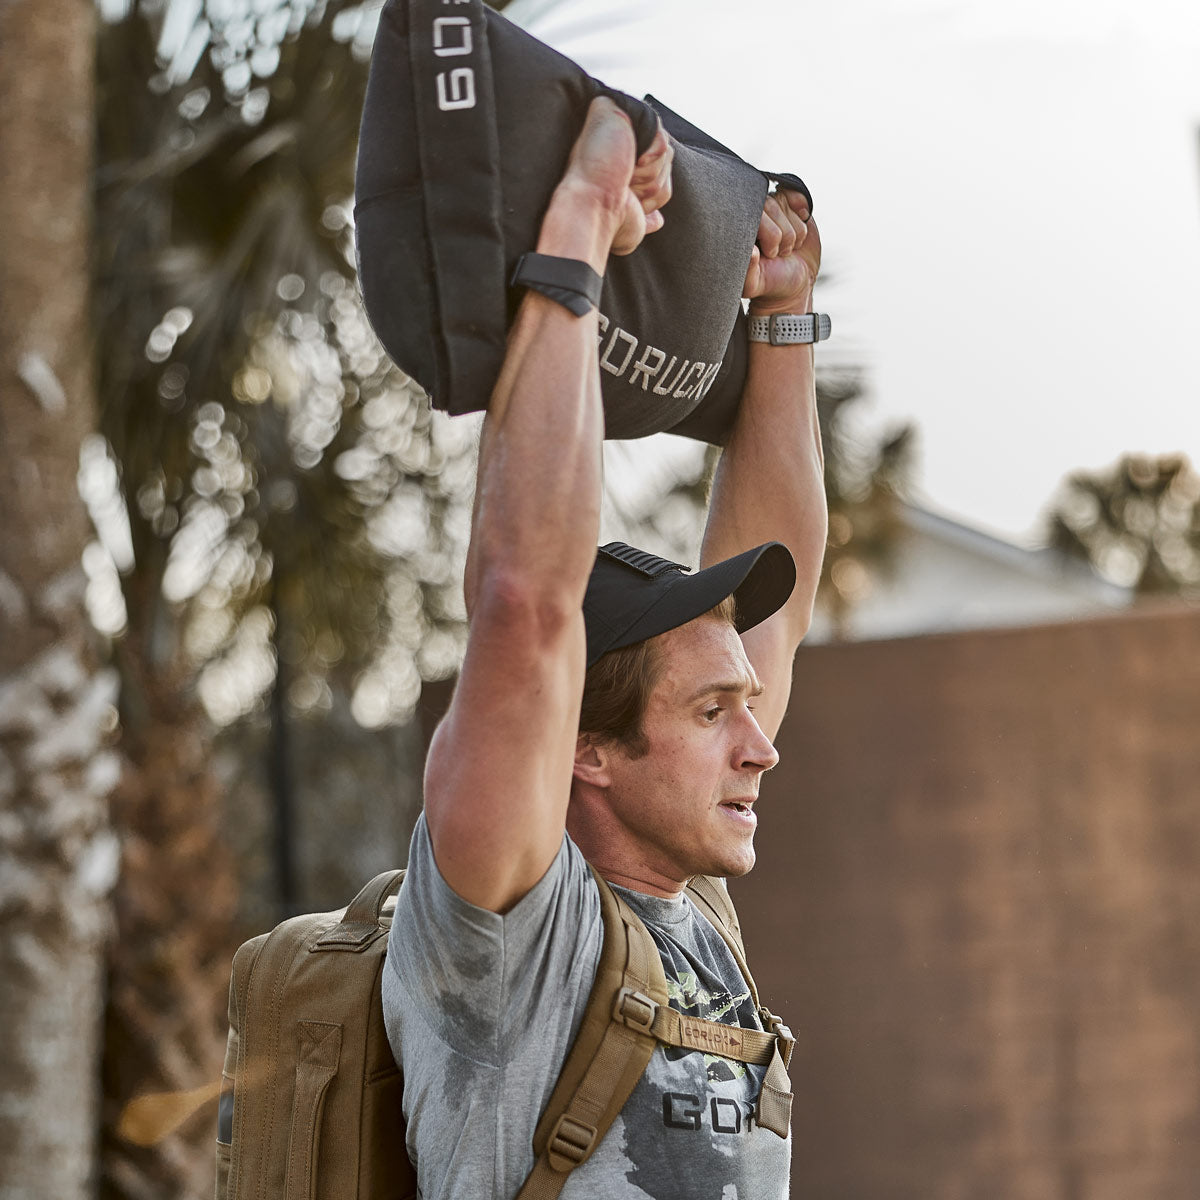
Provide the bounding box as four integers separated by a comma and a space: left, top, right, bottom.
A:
713, 844, 756, 880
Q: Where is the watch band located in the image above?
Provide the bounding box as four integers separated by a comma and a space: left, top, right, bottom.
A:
747, 313, 832, 345
510, 252, 604, 317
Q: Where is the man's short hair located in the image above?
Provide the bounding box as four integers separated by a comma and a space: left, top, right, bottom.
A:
579, 595, 737, 758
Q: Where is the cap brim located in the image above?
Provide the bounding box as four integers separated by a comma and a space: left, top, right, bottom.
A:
601, 541, 795, 662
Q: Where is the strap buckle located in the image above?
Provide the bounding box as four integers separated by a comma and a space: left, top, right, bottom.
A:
762, 1009, 796, 1067
547, 1114, 598, 1172
613, 987, 657, 1034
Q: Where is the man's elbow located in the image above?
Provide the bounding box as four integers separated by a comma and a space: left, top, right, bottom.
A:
472, 564, 582, 647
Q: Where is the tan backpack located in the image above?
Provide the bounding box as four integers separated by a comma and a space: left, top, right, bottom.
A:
215, 867, 793, 1200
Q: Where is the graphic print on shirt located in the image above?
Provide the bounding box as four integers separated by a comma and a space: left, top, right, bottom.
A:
665, 969, 751, 1083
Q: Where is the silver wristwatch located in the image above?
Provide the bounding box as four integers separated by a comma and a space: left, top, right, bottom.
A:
747, 312, 832, 345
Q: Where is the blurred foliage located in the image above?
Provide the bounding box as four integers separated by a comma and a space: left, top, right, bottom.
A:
606, 370, 916, 640
93, 0, 477, 732
90, 4, 482, 1197
816, 370, 915, 636
1046, 452, 1200, 597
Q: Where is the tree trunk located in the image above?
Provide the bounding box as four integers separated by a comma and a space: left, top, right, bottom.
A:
99, 656, 238, 1200
0, 2, 114, 1198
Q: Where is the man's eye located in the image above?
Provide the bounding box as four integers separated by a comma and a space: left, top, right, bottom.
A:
702, 707, 722, 723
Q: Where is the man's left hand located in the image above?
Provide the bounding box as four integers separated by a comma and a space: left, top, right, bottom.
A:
742, 189, 821, 314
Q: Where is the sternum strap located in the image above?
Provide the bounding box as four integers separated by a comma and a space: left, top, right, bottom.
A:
616, 987, 780, 1065
612, 985, 795, 1140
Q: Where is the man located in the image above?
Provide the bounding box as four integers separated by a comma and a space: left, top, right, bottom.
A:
383, 96, 827, 1199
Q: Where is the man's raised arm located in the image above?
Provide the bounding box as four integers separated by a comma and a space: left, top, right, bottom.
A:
423, 100, 673, 914
701, 189, 827, 740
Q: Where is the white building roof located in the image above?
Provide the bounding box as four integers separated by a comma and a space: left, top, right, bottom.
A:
806, 502, 1133, 644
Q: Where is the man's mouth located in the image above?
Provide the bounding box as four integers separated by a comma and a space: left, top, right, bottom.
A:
720, 799, 757, 822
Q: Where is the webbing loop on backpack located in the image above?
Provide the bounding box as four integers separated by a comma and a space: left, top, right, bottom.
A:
313, 869, 405, 950
284, 1021, 343, 1200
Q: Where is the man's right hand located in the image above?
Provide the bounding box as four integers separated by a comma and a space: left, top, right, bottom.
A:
553, 97, 674, 260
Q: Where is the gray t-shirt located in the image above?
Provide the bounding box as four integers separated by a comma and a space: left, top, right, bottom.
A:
382, 814, 790, 1200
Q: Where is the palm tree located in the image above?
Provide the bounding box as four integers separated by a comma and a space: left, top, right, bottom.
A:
92, 3, 479, 1193
816, 372, 915, 637
0, 1, 115, 1196
603, 370, 916, 640
1046, 451, 1200, 597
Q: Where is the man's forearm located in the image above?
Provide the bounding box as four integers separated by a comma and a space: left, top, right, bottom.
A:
463, 186, 622, 617
702, 328, 827, 643
701, 192, 827, 648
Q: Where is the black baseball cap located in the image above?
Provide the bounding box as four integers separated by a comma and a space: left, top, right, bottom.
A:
583, 542, 796, 668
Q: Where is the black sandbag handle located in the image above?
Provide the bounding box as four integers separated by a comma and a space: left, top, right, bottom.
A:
645, 95, 813, 216
408, 0, 507, 408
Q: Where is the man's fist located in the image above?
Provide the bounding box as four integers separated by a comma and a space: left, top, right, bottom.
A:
742, 189, 821, 313
559, 97, 673, 257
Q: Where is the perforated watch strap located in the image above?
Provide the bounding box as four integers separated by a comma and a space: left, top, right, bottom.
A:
747, 312, 832, 345
511, 252, 604, 317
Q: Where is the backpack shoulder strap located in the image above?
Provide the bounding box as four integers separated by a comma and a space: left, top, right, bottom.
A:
516, 868, 668, 1200
685, 875, 758, 1005
685, 875, 743, 950
685, 875, 796, 1138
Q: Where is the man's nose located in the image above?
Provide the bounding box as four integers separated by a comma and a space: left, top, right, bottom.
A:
741, 715, 779, 773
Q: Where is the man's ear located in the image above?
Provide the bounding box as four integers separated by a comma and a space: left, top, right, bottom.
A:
572, 733, 611, 788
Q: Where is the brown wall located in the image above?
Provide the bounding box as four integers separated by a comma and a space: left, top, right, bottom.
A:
732, 607, 1200, 1199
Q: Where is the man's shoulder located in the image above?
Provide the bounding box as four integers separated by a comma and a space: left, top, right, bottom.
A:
389, 815, 603, 977
400, 813, 597, 915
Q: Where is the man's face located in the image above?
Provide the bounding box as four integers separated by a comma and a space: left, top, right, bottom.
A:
602, 614, 780, 888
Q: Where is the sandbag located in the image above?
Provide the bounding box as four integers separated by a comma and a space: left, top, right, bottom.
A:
355, 0, 812, 443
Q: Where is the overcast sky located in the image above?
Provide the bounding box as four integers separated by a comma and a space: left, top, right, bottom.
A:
509, 0, 1200, 544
